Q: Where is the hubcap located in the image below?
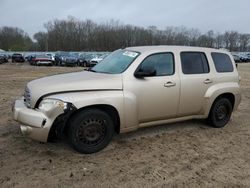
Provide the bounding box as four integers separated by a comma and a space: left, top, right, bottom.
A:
215, 104, 228, 121
76, 119, 106, 146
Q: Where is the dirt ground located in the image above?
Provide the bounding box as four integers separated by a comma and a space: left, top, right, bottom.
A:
0, 62, 250, 188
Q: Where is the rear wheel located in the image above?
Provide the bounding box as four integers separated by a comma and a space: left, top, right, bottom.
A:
208, 98, 233, 128
68, 109, 114, 154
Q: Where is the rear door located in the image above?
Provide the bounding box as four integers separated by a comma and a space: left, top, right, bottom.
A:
178, 52, 212, 116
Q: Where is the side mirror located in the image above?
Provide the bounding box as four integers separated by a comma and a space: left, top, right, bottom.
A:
134, 67, 156, 78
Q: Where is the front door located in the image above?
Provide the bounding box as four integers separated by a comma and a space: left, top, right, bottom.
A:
129, 52, 180, 123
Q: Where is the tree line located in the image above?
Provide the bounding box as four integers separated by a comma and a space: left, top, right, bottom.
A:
0, 17, 249, 52
0, 27, 33, 51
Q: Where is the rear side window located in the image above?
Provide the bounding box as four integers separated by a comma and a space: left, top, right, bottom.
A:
211, 53, 234, 72
180, 52, 209, 74
139, 53, 174, 76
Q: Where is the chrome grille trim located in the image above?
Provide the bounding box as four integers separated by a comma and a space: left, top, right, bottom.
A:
24, 86, 31, 108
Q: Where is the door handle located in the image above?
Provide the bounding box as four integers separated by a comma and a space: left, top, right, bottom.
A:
204, 79, 213, 84
164, 82, 176, 87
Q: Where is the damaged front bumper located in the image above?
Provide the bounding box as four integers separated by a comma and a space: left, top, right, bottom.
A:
12, 97, 73, 142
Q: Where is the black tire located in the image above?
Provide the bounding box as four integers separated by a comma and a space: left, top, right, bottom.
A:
208, 98, 233, 128
68, 109, 114, 154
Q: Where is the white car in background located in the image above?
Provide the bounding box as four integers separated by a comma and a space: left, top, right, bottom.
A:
90, 53, 110, 67
45, 53, 55, 62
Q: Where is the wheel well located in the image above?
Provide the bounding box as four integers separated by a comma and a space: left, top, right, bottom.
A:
65, 104, 120, 134
214, 93, 235, 109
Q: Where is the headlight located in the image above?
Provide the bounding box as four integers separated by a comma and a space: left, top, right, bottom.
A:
38, 98, 68, 112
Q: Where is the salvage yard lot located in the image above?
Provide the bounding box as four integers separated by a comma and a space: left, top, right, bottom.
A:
0, 63, 250, 187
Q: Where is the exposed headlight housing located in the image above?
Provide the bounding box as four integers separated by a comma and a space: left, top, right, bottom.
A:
38, 98, 68, 112
24, 86, 31, 108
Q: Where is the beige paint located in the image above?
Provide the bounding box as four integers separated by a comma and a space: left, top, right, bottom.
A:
13, 46, 241, 142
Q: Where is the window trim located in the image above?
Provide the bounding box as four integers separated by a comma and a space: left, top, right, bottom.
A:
134, 52, 175, 77
211, 52, 234, 73
180, 51, 210, 75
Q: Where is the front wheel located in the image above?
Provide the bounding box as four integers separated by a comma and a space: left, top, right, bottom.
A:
68, 109, 114, 154
208, 98, 233, 128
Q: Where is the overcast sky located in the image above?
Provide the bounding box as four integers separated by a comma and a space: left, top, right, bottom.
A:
0, 0, 249, 37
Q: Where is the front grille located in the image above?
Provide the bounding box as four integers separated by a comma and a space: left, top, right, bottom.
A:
24, 87, 31, 108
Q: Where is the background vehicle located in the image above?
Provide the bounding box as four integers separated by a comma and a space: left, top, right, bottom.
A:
77, 53, 88, 66
239, 54, 248, 62
54, 51, 69, 66
26, 54, 36, 65
60, 52, 79, 66
45, 53, 55, 63
33, 54, 53, 66
0, 54, 8, 63
78, 53, 98, 67
12, 53, 25, 63
246, 54, 250, 62
90, 53, 110, 67
233, 54, 241, 63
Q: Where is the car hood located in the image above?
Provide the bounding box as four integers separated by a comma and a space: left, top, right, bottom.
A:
27, 70, 123, 108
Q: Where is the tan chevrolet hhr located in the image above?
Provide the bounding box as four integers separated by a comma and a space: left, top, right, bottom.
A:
13, 46, 241, 153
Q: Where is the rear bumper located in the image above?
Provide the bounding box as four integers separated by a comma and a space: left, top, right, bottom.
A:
13, 98, 64, 142
36, 61, 52, 65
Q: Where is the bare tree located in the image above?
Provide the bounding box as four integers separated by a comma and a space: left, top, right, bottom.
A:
1, 18, 249, 52
239, 34, 249, 51
0, 26, 33, 51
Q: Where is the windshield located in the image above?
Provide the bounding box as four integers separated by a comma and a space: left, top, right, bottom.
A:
91, 49, 139, 74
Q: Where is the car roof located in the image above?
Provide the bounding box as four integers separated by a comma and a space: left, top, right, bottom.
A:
125, 45, 228, 54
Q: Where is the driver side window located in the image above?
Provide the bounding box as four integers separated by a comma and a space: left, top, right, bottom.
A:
139, 53, 174, 76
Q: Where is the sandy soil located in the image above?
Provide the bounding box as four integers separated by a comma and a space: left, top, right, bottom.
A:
0, 62, 250, 187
